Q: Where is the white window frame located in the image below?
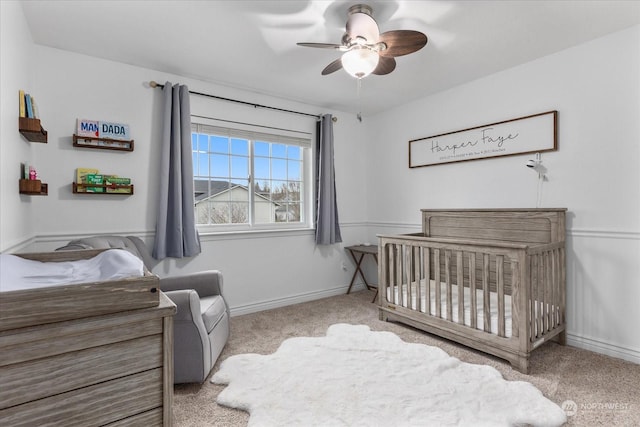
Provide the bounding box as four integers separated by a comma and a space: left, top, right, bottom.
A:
192, 121, 313, 234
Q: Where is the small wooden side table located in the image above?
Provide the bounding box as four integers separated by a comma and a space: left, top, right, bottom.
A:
345, 244, 378, 302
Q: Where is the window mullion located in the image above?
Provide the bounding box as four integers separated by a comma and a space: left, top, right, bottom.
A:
249, 139, 255, 226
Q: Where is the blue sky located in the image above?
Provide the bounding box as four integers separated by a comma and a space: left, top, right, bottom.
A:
192, 133, 302, 188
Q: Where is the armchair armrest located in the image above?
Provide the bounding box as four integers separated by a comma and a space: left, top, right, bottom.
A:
162, 289, 206, 323
159, 270, 224, 298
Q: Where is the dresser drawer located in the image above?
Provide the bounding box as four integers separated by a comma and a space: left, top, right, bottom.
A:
0, 368, 163, 426
0, 334, 163, 409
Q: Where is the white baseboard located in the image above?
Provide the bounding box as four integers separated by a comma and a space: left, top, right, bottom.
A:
566, 333, 640, 365
229, 283, 367, 317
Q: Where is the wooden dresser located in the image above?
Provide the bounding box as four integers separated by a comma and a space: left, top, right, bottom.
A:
0, 250, 176, 426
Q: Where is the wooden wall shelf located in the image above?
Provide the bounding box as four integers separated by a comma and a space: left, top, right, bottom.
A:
19, 118, 47, 143
73, 182, 134, 195
73, 134, 134, 152
19, 179, 48, 195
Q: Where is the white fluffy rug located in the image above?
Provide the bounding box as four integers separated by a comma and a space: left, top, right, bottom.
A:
212, 324, 566, 427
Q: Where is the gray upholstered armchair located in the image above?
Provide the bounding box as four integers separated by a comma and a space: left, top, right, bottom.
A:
56, 235, 230, 384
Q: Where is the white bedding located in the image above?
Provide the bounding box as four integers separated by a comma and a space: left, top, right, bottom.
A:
387, 280, 513, 338
0, 249, 144, 292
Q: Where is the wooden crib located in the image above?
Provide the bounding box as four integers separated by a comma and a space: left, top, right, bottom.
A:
377, 209, 567, 373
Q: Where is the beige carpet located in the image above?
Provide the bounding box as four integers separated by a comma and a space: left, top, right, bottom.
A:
173, 290, 640, 426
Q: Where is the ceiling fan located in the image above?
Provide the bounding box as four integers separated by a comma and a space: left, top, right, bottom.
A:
297, 4, 427, 79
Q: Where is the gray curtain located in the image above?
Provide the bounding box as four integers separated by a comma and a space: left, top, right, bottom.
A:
153, 82, 201, 260
315, 114, 342, 245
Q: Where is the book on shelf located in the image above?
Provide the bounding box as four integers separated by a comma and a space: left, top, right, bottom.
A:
32, 98, 39, 119
25, 93, 34, 119
105, 175, 132, 193
86, 174, 105, 193
76, 168, 99, 192
19, 90, 26, 118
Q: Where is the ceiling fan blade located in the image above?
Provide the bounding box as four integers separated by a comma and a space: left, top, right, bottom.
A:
297, 42, 346, 51
321, 58, 343, 75
371, 56, 396, 75
378, 30, 428, 57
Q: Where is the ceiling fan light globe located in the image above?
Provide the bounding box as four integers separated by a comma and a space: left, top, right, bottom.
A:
342, 48, 379, 79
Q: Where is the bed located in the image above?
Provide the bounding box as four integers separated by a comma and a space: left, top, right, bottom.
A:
377, 209, 567, 373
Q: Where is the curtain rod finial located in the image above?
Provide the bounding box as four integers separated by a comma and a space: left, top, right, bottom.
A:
332, 116, 338, 123
149, 81, 159, 88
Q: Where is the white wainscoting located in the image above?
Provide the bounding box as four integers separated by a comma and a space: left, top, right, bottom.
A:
15, 224, 640, 365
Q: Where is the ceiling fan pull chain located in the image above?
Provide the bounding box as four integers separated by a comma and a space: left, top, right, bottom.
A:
356, 79, 363, 122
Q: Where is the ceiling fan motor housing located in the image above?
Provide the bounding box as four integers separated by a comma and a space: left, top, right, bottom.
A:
347, 4, 373, 17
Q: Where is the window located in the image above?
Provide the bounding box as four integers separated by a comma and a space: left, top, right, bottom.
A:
192, 123, 311, 230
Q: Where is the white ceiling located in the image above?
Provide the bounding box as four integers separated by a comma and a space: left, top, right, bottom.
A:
20, 0, 640, 116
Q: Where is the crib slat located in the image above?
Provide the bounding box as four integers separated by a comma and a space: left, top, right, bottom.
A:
434, 249, 441, 318
553, 249, 562, 327
380, 244, 387, 304
445, 250, 453, 321
424, 248, 431, 315
532, 254, 538, 339
414, 246, 421, 312
469, 253, 477, 329
497, 255, 505, 337
551, 250, 557, 327
544, 251, 550, 333
553, 248, 559, 327
387, 244, 393, 304
552, 248, 559, 327
511, 259, 520, 339
560, 248, 566, 325
403, 244, 410, 308
483, 253, 490, 333
457, 251, 464, 325
537, 254, 543, 338
395, 245, 402, 306
530, 255, 537, 340
422, 248, 433, 314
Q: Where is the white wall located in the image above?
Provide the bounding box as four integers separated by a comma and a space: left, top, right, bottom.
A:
0, 1, 35, 252
364, 25, 640, 364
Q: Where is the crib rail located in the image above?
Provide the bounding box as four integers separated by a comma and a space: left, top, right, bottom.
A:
378, 235, 565, 349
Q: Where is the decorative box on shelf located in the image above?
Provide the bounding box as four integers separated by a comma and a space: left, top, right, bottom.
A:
19, 179, 48, 195
19, 118, 47, 143
72, 182, 134, 195
73, 134, 134, 152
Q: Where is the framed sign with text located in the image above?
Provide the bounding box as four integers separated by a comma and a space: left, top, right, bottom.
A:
408, 111, 557, 168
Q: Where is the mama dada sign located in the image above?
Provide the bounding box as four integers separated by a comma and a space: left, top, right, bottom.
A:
77, 119, 130, 141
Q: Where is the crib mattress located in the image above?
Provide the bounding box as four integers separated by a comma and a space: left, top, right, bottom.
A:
387, 281, 513, 338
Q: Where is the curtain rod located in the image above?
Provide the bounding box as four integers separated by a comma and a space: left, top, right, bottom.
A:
149, 81, 337, 122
